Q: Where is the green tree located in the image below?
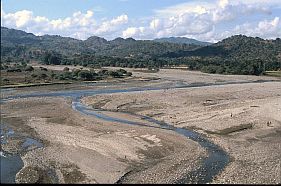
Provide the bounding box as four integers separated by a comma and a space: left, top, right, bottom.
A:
24, 65, 34, 72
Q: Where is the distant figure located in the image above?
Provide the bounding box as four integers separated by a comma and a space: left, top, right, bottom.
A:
267, 121, 272, 127
230, 113, 233, 117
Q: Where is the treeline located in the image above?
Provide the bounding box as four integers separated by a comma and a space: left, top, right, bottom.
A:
54, 68, 132, 81
41, 51, 280, 75
1, 63, 132, 86
41, 52, 175, 69
179, 57, 280, 75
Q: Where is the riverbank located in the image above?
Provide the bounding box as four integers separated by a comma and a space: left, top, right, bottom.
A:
82, 81, 281, 184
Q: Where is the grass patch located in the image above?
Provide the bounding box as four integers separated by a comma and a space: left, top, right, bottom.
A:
91, 99, 111, 109
208, 123, 253, 135
0, 82, 72, 89
264, 71, 281, 78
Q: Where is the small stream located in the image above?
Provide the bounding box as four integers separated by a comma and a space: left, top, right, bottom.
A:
1, 80, 276, 183
0, 124, 43, 183
72, 104, 229, 183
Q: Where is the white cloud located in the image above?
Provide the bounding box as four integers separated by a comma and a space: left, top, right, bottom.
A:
233, 17, 281, 39
123, 0, 280, 41
1, 8, 128, 40
94, 14, 128, 36
155, 0, 279, 17
1, 0, 281, 41
154, 1, 215, 17
123, 27, 146, 38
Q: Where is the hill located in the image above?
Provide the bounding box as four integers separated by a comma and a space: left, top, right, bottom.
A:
1, 27, 199, 60
1, 27, 280, 75
154, 37, 211, 46
164, 35, 281, 75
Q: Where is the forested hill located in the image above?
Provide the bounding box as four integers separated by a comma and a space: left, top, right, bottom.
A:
154, 37, 212, 46
165, 35, 281, 60
1, 27, 199, 59
166, 35, 281, 75
1, 27, 281, 75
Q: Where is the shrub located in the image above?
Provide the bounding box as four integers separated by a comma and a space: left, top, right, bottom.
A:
116, 69, 127, 74
78, 70, 93, 80
126, 72, 133, 76
24, 66, 34, 72
63, 67, 70, 72
40, 67, 48, 71
38, 73, 48, 79
7, 68, 22, 72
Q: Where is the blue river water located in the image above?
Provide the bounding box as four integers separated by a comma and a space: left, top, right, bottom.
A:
0, 124, 43, 183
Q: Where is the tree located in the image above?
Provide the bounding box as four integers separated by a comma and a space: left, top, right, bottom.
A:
108, 71, 121, 78
78, 70, 93, 80
43, 52, 61, 65
24, 65, 34, 72
38, 73, 48, 79
38, 66, 48, 71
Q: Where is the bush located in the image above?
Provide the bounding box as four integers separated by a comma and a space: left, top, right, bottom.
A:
108, 71, 119, 77
25, 66, 34, 72
58, 74, 66, 80
40, 67, 48, 71
72, 69, 81, 77
98, 69, 108, 76
7, 68, 22, 72
116, 69, 127, 74
51, 72, 56, 78
78, 70, 93, 81
38, 73, 48, 79
63, 67, 70, 72
63, 72, 73, 79
126, 72, 132, 76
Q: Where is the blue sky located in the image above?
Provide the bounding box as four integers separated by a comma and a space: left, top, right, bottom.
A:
2, 0, 190, 19
1, 0, 281, 42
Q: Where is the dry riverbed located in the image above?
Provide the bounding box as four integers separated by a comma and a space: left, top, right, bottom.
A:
83, 81, 281, 184
1, 69, 281, 184
1, 97, 205, 183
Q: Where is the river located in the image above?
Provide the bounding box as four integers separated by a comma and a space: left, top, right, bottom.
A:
2, 80, 273, 183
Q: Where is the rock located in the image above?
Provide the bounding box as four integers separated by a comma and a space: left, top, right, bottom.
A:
16, 166, 40, 183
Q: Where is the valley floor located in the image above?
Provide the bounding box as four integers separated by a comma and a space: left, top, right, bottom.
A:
1, 69, 281, 184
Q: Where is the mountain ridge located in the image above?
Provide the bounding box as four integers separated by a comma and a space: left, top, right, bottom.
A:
154, 37, 212, 46
1, 27, 280, 75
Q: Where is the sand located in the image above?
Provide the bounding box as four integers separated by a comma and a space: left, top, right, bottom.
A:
83, 81, 281, 184
1, 97, 205, 183
2, 69, 281, 184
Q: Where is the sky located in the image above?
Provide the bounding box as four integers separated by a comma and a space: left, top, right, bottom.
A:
1, 0, 281, 42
